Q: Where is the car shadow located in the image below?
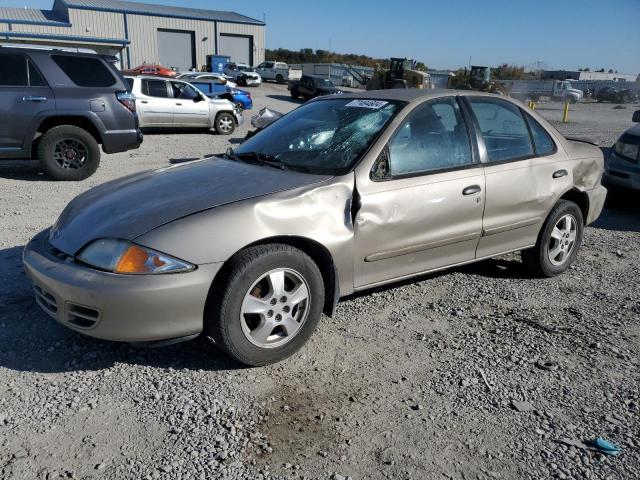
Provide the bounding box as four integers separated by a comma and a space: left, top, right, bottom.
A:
0, 244, 245, 374
266, 94, 304, 105
0, 160, 49, 181
343, 257, 534, 302
592, 189, 640, 233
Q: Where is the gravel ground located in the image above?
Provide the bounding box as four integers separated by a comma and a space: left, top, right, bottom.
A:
1, 85, 639, 480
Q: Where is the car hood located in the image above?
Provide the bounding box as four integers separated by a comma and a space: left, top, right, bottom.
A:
49, 158, 331, 255
621, 124, 640, 143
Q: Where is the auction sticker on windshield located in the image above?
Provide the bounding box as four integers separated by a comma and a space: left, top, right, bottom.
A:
345, 99, 389, 109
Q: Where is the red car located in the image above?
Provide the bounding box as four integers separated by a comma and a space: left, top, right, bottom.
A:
121, 64, 177, 77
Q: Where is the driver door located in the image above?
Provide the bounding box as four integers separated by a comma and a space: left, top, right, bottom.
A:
353, 97, 485, 288
170, 81, 209, 126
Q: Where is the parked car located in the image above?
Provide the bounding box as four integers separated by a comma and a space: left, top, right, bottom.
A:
595, 87, 637, 104
0, 44, 142, 180
603, 110, 640, 191
124, 76, 242, 135
255, 61, 302, 84
288, 75, 344, 100
223, 63, 262, 87
189, 81, 253, 112
121, 63, 176, 77
23, 90, 606, 366
177, 73, 237, 88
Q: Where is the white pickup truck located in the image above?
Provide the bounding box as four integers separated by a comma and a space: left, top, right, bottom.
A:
255, 61, 302, 84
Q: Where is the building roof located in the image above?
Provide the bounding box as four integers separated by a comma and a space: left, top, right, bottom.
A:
0, 7, 70, 26
61, 0, 265, 25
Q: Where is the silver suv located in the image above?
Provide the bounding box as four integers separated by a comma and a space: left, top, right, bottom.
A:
0, 44, 142, 180
125, 76, 242, 135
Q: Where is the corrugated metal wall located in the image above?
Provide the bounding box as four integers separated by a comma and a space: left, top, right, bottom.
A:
127, 14, 215, 68
1, 8, 265, 69
218, 22, 265, 65
5, 9, 124, 39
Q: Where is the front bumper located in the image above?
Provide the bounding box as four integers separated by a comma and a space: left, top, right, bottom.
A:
23, 229, 222, 343
603, 151, 640, 191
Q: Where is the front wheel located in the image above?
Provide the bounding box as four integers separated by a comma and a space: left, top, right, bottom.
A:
521, 200, 584, 277
275, 74, 284, 84
290, 87, 300, 100
206, 244, 325, 366
214, 112, 235, 135
37, 125, 100, 181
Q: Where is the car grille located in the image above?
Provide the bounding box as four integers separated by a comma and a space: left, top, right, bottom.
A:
33, 284, 58, 315
66, 303, 101, 329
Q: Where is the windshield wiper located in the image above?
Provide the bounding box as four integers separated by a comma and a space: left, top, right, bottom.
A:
224, 148, 285, 170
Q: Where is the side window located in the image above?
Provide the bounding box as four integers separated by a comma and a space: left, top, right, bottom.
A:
468, 98, 534, 162
384, 97, 473, 177
51, 55, 116, 87
171, 82, 199, 100
28, 59, 47, 87
124, 77, 134, 91
0, 54, 28, 86
524, 113, 555, 156
142, 79, 169, 98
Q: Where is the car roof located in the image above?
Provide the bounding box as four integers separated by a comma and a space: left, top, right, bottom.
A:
315, 88, 507, 103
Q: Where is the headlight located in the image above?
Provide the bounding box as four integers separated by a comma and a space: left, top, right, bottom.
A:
614, 141, 639, 161
76, 239, 195, 274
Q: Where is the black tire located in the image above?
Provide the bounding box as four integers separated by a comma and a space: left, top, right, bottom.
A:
206, 244, 325, 366
521, 200, 584, 278
275, 74, 284, 84
235, 102, 245, 113
214, 112, 236, 135
290, 87, 300, 100
37, 125, 100, 181
567, 96, 577, 104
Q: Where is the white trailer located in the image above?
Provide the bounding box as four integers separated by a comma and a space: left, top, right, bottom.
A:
504, 80, 584, 103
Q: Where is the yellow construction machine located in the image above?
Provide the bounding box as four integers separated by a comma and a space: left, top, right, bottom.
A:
366, 58, 430, 90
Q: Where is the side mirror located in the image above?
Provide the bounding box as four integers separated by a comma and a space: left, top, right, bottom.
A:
633, 110, 640, 123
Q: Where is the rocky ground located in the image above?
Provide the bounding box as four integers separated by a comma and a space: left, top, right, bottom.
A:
0, 86, 638, 479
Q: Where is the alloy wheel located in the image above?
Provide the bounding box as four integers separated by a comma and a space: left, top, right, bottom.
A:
240, 268, 310, 349
218, 116, 234, 133
548, 214, 577, 266
53, 139, 88, 169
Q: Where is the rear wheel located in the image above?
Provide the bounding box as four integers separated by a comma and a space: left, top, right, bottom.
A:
276, 74, 284, 84
206, 244, 324, 366
521, 200, 584, 277
214, 112, 235, 135
37, 125, 100, 181
290, 87, 300, 100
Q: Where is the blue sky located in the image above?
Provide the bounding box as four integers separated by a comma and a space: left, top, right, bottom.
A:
6, 0, 640, 73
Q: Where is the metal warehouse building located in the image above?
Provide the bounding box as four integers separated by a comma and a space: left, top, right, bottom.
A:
0, 0, 265, 71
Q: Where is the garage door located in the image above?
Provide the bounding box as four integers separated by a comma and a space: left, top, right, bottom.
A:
219, 34, 251, 65
157, 29, 195, 71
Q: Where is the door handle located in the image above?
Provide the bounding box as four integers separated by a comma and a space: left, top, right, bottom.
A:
140, 100, 148, 104
22, 96, 47, 102
463, 185, 482, 196
175, 102, 182, 106
553, 169, 568, 179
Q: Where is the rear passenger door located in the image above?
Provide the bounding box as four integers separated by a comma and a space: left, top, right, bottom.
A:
463, 96, 571, 258
138, 79, 173, 126
0, 53, 53, 155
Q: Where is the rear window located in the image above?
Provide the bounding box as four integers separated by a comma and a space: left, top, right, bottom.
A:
142, 79, 169, 98
524, 113, 556, 156
51, 55, 116, 87
124, 77, 134, 91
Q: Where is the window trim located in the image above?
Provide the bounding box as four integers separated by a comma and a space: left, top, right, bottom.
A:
370, 96, 479, 182
462, 95, 547, 166
521, 109, 558, 158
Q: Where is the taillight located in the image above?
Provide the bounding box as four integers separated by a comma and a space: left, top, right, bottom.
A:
116, 91, 136, 113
